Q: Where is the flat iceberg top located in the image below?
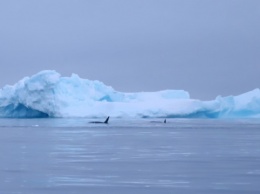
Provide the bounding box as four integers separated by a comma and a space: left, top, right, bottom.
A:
0, 70, 259, 118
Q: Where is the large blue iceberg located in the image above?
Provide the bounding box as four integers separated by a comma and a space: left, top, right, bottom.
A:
0, 70, 259, 118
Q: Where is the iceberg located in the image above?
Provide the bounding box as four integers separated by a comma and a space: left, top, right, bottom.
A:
0, 70, 259, 118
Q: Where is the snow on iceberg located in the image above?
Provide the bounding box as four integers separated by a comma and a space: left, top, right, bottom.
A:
0, 70, 259, 118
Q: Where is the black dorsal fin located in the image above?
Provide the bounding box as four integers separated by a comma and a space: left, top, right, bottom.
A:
104, 116, 109, 124
164, 119, 166, 123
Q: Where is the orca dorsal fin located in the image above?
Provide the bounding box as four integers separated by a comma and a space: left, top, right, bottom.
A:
104, 116, 109, 124
164, 119, 166, 123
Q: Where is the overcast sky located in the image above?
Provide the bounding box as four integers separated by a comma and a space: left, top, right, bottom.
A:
0, 0, 259, 100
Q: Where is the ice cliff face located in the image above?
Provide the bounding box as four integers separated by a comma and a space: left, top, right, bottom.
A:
0, 70, 259, 118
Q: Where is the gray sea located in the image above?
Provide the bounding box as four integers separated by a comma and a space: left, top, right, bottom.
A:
1, 118, 260, 194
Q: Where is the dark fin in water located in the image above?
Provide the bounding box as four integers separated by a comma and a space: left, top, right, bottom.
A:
151, 119, 166, 124
104, 116, 109, 124
89, 116, 110, 124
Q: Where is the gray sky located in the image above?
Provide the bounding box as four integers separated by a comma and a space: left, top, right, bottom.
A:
0, 0, 259, 100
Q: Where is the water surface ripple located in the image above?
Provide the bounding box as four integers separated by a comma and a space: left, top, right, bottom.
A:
1, 118, 260, 194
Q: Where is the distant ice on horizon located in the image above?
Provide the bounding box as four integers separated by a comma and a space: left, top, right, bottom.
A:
0, 70, 259, 118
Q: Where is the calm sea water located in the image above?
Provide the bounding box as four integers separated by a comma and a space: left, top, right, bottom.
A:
1, 118, 260, 194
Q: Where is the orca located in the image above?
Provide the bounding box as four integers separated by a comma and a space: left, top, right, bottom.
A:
89, 116, 109, 124
151, 119, 166, 123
